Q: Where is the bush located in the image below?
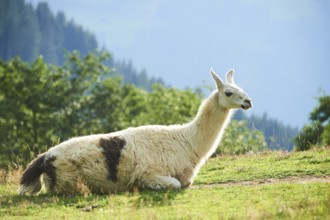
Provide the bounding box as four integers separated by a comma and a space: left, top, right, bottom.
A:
322, 123, 330, 146
216, 120, 267, 155
295, 95, 330, 151
295, 122, 324, 151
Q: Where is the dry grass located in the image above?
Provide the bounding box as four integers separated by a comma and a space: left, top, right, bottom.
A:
0, 166, 22, 185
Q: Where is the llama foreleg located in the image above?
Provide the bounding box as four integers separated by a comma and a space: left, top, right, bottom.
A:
176, 166, 196, 188
141, 174, 181, 190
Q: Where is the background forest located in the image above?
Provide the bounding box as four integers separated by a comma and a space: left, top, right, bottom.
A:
0, 0, 164, 90
0, 0, 328, 168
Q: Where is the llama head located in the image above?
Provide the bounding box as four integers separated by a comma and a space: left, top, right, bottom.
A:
210, 68, 252, 110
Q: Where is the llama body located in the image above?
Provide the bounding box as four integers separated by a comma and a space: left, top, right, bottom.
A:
18, 69, 252, 195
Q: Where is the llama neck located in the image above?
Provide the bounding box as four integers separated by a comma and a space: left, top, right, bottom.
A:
187, 91, 232, 159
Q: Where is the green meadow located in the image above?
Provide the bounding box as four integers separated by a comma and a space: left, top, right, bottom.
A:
1, 148, 330, 219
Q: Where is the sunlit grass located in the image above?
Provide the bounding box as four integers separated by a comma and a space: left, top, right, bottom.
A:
1, 148, 330, 219
196, 147, 330, 184
1, 182, 329, 219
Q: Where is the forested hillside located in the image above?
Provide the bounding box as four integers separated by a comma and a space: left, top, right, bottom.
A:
248, 114, 299, 150
0, 0, 162, 90
234, 112, 299, 150
106, 59, 165, 91
0, 0, 97, 64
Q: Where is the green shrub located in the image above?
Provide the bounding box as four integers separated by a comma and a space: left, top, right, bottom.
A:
295, 95, 330, 151
216, 120, 267, 155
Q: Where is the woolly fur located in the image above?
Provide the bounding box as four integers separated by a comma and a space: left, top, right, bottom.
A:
18, 69, 252, 195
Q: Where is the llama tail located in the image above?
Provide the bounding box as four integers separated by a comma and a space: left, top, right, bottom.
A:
18, 153, 46, 195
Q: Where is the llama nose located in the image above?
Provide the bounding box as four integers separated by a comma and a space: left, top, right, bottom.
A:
244, 99, 252, 107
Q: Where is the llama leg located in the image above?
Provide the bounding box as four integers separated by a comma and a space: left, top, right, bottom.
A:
176, 166, 196, 188
141, 174, 181, 190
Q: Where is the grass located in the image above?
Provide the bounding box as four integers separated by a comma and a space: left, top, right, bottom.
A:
1, 147, 330, 219
196, 147, 330, 184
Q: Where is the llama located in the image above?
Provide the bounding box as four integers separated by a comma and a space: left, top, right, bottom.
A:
18, 68, 252, 195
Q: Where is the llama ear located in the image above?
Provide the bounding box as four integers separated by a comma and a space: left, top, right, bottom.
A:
210, 68, 224, 90
226, 69, 235, 84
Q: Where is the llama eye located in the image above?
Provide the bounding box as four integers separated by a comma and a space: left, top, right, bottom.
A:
225, 91, 233, 97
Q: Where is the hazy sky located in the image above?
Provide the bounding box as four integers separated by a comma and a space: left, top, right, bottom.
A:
26, 0, 330, 128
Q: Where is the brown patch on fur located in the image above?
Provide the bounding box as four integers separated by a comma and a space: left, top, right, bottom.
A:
43, 155, 57, 191
99, 136, 126, 182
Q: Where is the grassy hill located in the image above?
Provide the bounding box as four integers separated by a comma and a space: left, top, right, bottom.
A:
1, 147, 330, 219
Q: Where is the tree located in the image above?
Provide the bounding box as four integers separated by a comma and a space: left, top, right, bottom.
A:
295, 95, 330, 150
0, 56, 63, 165
310, 96, 330, 124
322, 123, 330, 145
0, 51, 112, 168
0, 0, 40, 62
119, 84, 148, 128
51, 51, 112, 139
111, 59, 165, 91
136, 84, 202, 125
217, 120, 267, 155
238, 113, 299, 151
36, 2, 60, 64
86, 77, 124, 133
295, 122, 323, 151
0, 0, 98, 64
0, 0, 161, 92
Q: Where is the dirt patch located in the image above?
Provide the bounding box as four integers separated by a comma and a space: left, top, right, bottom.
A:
192, 175, 330, 189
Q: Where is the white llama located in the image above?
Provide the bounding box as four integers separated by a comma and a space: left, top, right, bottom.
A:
18, 68, 252, 195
